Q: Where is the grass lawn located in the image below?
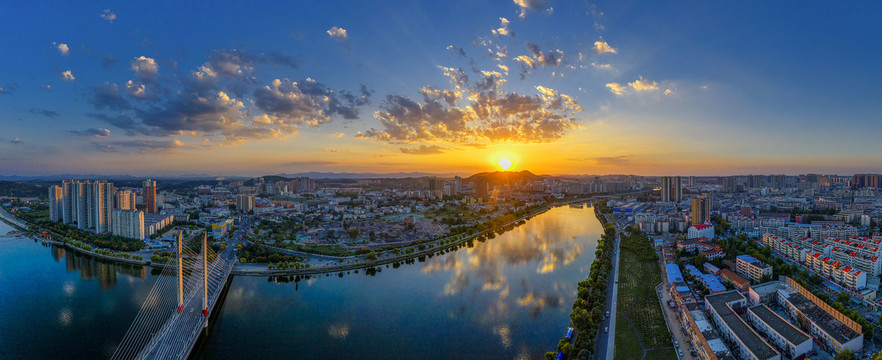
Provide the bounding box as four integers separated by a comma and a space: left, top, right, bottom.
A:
617, 234, 674, 349
614, 313, 643, 360
644, 348, 678, 360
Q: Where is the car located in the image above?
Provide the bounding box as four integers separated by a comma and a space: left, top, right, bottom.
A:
604, 326, 608, 333
674, 341, 679, 348
677, 349, 683, 357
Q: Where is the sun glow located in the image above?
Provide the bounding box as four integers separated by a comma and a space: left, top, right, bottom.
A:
498, 158, 512, 170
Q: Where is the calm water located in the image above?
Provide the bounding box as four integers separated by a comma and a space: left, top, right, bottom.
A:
0, 205, 602, 360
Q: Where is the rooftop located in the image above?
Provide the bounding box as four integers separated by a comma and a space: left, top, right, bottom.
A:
783, 290, 861, 344
737, 254, 771, 269
748, 304, 810, 345
706, 291, 779, 360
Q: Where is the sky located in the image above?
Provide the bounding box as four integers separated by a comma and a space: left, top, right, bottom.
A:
2, 1, 882, 177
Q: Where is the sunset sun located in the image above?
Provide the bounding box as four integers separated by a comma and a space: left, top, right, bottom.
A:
498, 158, 512, 170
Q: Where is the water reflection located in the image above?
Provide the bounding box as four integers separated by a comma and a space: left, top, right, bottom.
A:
47, 243, 146, 287
196, 204, 603, 360
427, 206, 589, 320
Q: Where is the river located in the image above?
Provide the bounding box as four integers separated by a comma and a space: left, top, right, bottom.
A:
0, 204, 603, 359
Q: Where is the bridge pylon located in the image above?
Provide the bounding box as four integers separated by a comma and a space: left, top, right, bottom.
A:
202, 233, 208, 320
177, 230, 184, 313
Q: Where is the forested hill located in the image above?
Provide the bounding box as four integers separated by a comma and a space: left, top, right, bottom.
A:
0, 181, 46, 198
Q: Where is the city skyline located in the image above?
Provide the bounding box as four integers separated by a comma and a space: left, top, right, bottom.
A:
4, 1, 882, 176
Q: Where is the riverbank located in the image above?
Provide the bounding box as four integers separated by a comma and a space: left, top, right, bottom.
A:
0, 209, 149, 266
232, 198, 569, 276
234, 194, 641, 276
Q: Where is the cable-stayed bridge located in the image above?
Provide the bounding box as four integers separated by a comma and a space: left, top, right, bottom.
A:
111, 231, 235, 360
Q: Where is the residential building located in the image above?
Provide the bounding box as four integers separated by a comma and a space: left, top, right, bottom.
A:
776, 278, 863, 354
688, 223, 714, 239
48, 185, 63, 222
144, 213, 173, 237
705, 291, 780, 360
692, 195, 711, 225
736, 255, 772, 283
143, 179, 157, 214
112, 209, 144, 240
211, 218, 234, 239
236, 194, 255, 213
661, 176, 682, 202
56, 180, 115, 233
745, 304, 811, 359
719, 268, 750, 291
117, 189, 136, 210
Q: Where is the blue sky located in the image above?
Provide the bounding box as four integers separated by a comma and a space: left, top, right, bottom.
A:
2, 1, 882, 176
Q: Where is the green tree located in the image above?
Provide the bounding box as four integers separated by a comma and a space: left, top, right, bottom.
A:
692, 254, 708, 267
365, 251, 378, 261
835, 348, 855, 360
837, 290, 851, 305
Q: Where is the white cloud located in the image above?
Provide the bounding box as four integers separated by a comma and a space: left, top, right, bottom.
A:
590, 62, 613, 71
664, 89, 673, 96
492, 17, 512, 37
125, 80, 148, 99
53, 42, 69, 56
130, 56, 159, 80
628, 77, 658, 92
607, 77, 662, 96
60, 70, 75, 82
100, 9, 116, 23
514, 55, 535, 69
513, 0, 549, 19
605, 83, 625, 95
326, 26, 347, 41
594, 41, 617, 54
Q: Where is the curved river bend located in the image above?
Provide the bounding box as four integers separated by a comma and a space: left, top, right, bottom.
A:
0, 204, 602, 360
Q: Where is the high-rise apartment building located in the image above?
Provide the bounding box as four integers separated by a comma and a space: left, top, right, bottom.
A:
660, 176, 682, 202
747, 175, 765, 188
691, 195, 711, 226
48, 185, 63, 222
112, 209, 145, 240
117, 189, 136, 210
722, 176, 738, 193
236, 194, 255, 213
143, 179, 157, 214
687, 176, 695, 187
475, 178, 488, 201
853, 174, 882, 190
56, 180, 115, 233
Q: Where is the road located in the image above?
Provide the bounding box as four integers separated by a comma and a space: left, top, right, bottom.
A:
593, 214, 621, 360
605, 233, 620, 360
656, 259, 694, 360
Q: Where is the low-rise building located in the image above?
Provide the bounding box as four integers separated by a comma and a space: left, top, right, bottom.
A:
736, 255, 772, 283
211, 218, 234, 239
705, 291, 780, 360
688, 223, 715, 239
745, 304, 812, 359
776, 277, 863, 354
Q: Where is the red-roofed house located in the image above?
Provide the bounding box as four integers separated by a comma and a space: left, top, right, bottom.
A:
687, 222, 715, 239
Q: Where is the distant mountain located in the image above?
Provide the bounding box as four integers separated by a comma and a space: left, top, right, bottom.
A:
465, 170, 546, 186
0, 174, 251, 181
273, 172, 464, 180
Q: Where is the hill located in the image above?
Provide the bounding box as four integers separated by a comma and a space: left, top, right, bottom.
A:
0, 181, 46, 198
465, 170, 544, 186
